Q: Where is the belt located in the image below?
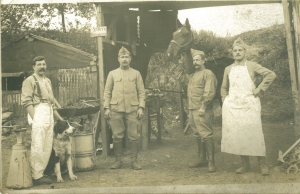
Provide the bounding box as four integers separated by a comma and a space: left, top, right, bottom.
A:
40, 99, 49, 103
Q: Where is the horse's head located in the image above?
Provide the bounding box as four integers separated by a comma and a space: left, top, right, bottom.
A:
166, 18, 194, 61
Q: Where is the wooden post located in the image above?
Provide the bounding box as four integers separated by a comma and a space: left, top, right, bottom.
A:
282, 0, 300, 137
156, 98, 162, 142
0, 12, 2, 189
96, 4, 109, 156
178, 81, 186, 130
141, 107, 149, 150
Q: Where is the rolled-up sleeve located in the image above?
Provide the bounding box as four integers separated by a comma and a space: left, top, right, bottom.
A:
21, 78, 34, 108
254, 63, 276, 92
201, 71, 217, 109
136, 72, 145, 109
103, 71, 114, 108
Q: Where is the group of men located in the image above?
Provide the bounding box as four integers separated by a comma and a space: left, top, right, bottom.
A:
21, 37, 276, 186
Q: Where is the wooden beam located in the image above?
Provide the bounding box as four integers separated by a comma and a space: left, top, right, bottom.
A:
0, 10, 2, 188
282, 0, 300, 137
178, 80, 186, 130
96, 4, 109, 157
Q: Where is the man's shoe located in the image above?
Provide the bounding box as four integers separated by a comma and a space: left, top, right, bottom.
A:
236, 155, 251, 174
189, 139, 208, 168
33, 176, 53, 185
131, 161, 142, 170
258, 156, 270, 176
110, 160, 122, 169
110, 139, 123, 169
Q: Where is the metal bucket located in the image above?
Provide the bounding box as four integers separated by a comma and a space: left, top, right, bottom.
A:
71, 133, 95, 171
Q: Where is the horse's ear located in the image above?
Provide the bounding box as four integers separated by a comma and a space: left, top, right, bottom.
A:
185, 18, 191, 30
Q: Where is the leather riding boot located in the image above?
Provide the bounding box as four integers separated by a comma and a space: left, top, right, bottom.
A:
110, 139, 123, 169
130, 140, 142, 170
189, 138, 208, 168
205, 140, 216, 173
257, 156, 270, 176
236, 155, 251, 174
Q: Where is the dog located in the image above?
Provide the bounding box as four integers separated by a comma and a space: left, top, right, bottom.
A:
45, 120, 77, 182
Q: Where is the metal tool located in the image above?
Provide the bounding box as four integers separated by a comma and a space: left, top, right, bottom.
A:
278, 138, 300, 162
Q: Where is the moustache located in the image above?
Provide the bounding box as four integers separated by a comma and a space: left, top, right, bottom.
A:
39, 68, 46, 72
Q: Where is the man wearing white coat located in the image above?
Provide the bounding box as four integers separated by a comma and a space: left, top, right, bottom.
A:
221, 38, 276, 175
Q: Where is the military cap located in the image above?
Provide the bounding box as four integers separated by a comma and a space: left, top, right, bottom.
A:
232, 37, 247, 49
191, 49, 205, 58
118, 46, 131, 56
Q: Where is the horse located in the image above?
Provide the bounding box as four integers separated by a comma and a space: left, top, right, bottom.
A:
166, 18, 234, 107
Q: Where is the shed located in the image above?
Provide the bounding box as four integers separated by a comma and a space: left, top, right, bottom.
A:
2, 33, 97, 115
92, 0, 300, 156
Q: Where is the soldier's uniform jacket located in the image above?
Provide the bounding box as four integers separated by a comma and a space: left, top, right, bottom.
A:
104, 67, 145, 113
187, 69, 217, 110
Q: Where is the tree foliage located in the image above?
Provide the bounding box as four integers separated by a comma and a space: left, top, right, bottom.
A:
192, 29, 231, 60
1, 3, 96, 48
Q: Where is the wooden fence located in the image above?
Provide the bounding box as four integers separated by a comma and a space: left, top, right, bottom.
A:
2, 67, 98, 116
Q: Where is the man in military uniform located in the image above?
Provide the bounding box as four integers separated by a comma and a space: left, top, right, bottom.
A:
104, 46, 145, 170
188, 49, 217, 173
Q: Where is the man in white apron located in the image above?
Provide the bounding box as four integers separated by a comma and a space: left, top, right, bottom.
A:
221, 38, 276, 175
21, 56, 64, 185
187, 49, 217, 173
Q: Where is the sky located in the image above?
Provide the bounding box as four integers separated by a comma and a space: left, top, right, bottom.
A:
178, 3, 285, 37
37, 2, 285, 38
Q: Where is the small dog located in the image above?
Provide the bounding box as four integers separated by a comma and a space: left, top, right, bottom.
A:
45, 120, 77, 182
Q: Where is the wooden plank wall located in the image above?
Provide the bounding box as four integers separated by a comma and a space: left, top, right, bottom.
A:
55, 68, 98, 107
2, 91, 25, 117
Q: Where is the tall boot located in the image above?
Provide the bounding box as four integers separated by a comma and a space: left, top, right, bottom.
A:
130, 140, 142, 170
189, 138, 208, 168
110, 139, 123, 169
236, 155, 250, 174
257, 156, 270, 176
205, 140, 216, 173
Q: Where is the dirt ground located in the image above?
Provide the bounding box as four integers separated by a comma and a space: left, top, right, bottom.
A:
2, 86, 299, 192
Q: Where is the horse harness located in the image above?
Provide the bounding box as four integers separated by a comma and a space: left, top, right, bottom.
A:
170, 26, 194, 51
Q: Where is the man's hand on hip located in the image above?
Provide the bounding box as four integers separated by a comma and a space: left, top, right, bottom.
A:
253, 88, 264, 98
104, 108, 111, 119
136, 107, 144, 119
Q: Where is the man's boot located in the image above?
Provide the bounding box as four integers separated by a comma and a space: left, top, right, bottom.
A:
257, 156, 270, 176
236, 155, 250, 174
189, 138, 208, 168
205, 140, 216, 173
130, 140, 142, 170
110, 139, 123, 169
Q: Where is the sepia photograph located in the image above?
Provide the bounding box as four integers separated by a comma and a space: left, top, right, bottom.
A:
1, 0, 300, 193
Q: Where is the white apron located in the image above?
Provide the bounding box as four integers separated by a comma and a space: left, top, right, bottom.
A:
29, 103, 54, 179
221, 62, 266, 156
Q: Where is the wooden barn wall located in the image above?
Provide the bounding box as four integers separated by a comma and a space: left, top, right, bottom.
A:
3, 67, 98, 116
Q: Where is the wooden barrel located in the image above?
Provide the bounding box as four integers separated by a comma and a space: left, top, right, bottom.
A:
71, 133, 95, 171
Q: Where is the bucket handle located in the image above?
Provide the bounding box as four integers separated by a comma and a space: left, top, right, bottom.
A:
93, 111, 101, 148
